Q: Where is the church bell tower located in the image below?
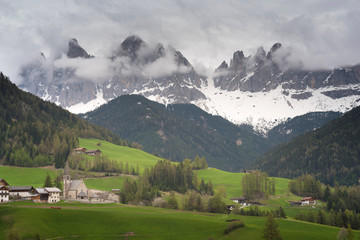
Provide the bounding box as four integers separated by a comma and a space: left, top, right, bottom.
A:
63, 161, 71, 199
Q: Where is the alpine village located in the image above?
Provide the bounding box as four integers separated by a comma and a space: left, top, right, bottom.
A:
1, 2, 360, 240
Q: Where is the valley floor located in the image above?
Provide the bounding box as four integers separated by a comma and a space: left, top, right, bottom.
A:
1, 202, 359, 240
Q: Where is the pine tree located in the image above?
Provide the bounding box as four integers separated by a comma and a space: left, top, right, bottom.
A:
263, 214, 282, 240
347, 223, 354, 240
43, 173, 52, 187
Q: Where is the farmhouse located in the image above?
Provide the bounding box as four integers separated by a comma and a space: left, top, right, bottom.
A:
74, 147, 87, 153
0, 178, 9, 186
85, 149, 102, 156
9, 186, 36, 200
230, 196, 248, 206
301, 197, 316, 205
45, 187, 62, 203
32, 188, 49, 203
0, 179, 10, 203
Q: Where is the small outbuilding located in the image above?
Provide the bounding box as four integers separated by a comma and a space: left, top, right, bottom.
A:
32, 188, 50, 203
85, 149, 102, 156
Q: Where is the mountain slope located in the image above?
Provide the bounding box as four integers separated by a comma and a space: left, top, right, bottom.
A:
81, 95, 265, 171
267, 111, 342, 147
0, 72, 124, 168
18, 37, 360, 133
254, 106, 360, 185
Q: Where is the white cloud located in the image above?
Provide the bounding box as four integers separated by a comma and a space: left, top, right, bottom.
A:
0, 0, 359, 83
54, 55, 113, 81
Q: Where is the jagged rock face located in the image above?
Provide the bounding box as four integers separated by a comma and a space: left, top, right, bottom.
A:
67, 39, 92, 58
19, 36, 207, 109
214, 43, 360, 93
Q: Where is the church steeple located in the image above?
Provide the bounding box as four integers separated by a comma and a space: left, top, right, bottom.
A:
64, 160, 70, 176
63, 161, 71, 199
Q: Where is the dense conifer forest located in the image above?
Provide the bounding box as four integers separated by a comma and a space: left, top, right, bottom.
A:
254, 105, 360, 185
0, 73, 126, 168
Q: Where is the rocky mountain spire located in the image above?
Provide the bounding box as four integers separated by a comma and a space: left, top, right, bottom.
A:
120, 35, 145, 60
267, 42, 282, 60
67, 38, 92, 59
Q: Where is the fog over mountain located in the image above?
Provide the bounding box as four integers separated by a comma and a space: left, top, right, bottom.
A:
1, 0, 360, 84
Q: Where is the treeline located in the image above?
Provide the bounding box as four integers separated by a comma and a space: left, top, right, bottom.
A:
233, 206, 286, 219
295, 209, 360, 230
119, 159, 218, 208
289, 174, 360, 229
255, 105, 360, 186
0, 72, 129, 168
288, 174, 322, 199
242, 170, 276, 200
148, 159, 212, 194
68, 153, 139, 175
118, 159, 230, 214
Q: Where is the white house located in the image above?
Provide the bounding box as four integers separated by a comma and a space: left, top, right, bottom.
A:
44, 187, 62, 203
301, 197, 316, 205
230, 196, 248, 206
0, 185, 9, 203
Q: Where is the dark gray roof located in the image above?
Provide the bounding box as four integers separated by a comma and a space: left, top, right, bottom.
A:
44, 187, 62, 193
9, 186, 34, 192
90, 193, 99, 198
35, 188, 49, 195
78, 191, 88, 197
69, 180, 84, 191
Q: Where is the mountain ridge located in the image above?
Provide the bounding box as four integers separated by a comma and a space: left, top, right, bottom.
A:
17, 36, 360, 133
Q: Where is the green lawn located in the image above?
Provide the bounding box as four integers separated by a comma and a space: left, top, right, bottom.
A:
79, 138, 162, 172
1, 203, 358, 240
0, 166, 58, 187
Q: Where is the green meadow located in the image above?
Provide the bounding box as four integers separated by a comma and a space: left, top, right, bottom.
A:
0, 166, 58, 187
79, 138, 161, 172
84, 176, 126, 191
197, 168, 292, 199
1, 203, 358, 240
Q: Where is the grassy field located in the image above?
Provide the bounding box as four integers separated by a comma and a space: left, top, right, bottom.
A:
79, 138, 161, 172
84, 176, 127, 191
1, 203, 358, 240
0, 166, 58, 187
196, 168, 292, 200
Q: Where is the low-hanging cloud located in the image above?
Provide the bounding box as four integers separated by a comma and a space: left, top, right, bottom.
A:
0, 0, 360, 84
143, 49, 191, 78
54, 55, 113, 81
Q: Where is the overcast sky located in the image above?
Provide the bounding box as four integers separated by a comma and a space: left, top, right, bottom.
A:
1, 0, 360, 83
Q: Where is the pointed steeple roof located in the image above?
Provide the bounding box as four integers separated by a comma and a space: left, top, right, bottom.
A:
64, 161, 70, 176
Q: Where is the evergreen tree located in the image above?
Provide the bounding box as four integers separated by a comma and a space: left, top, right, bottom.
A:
263, 214, 282, 240
347, 223, 354, 240
43, 173, 52, 187
167, 191, 179, 209
54, 174, 62, 190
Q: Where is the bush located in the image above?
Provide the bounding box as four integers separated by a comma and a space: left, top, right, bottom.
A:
224, 221, 245, 234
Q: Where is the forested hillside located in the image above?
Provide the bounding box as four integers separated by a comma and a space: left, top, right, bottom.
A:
82, 95, 263, 171
254, 105, 360, 185
0, 72, 124, 168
